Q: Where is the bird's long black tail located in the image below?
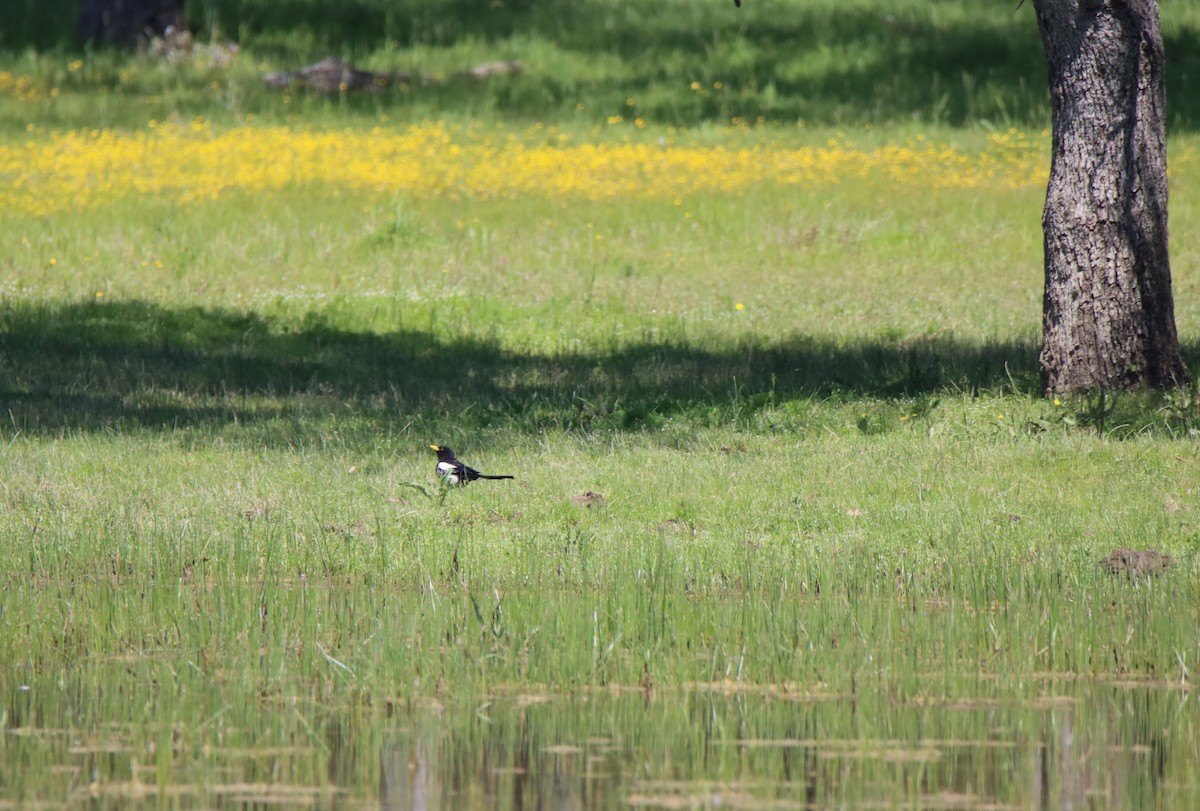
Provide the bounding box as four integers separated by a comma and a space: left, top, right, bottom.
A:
477, 474, 514, 480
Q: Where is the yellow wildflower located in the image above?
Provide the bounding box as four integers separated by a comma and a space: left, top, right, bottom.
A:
0, 122, 1048, 217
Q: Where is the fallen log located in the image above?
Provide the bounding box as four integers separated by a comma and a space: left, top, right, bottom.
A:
264, 57, 522, 92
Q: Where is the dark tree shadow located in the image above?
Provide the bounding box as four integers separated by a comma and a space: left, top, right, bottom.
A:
1, 299, 1049, 437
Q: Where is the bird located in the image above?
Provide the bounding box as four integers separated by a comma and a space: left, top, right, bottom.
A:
429, 444, 514, 486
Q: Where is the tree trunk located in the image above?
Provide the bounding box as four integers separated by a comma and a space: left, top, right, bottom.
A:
1034, 0, 1187, 393
78, 0, 185, 46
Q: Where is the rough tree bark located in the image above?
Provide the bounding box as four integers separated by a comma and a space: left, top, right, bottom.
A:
78, 0, 185, 46
1034, 0, 1187, 393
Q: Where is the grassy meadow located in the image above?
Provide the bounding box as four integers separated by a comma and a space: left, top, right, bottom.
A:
2, 0, 1200, 807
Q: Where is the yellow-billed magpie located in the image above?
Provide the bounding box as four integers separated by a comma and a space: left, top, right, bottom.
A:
430, 444, 514, 486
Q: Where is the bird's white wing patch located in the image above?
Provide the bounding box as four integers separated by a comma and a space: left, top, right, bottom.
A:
436, 460, 464, 485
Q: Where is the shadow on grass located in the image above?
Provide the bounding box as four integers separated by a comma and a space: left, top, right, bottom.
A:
0, 298, 1051, 437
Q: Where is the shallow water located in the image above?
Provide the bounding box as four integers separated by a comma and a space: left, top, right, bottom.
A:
5, 680, 1196, 809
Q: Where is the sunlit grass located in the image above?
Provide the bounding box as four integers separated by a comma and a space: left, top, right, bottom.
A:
2, 122, 1198, 698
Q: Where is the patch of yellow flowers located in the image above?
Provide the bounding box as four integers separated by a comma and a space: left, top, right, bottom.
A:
0, 120, 1046, 216
0, 71, 43, 103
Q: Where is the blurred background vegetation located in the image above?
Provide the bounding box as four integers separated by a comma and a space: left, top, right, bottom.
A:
3, 0, 1199, 131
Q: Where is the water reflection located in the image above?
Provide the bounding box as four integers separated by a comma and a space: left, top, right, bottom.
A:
379, 713, 442, 811
371, 685, 1196, 810
1036, 690, 1173, 811
5, 682, 1192, 808
378, 708, 603, 811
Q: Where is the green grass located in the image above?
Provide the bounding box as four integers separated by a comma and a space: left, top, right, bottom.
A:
3, 164, 1199, 695
4, 0, 1200, 132
2, 2, 1200, 806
